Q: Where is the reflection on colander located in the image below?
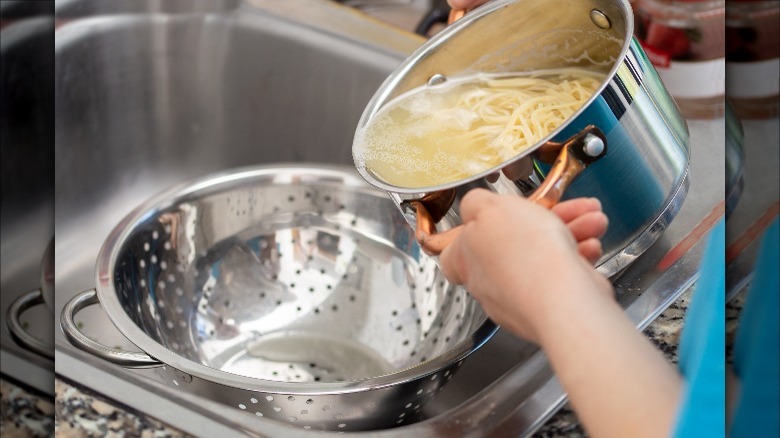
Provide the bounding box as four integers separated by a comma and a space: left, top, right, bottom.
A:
63, 164, 497, 431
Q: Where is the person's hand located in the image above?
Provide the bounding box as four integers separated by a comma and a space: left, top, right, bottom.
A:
440, 189, 684, 438
551, 197, 608, 264
438, 189, 612, 344
447, 0, 491, 10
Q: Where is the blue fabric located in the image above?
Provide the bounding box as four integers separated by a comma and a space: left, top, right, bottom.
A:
673, 220, 726, 438
729, 218, 780, 438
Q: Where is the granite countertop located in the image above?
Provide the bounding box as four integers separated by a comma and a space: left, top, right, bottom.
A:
2, 284, 742, 438
0, 378, 54, 437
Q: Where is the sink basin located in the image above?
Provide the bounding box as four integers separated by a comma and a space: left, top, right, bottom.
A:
1, 0, 55, 395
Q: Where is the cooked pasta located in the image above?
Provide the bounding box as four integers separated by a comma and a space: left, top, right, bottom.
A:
354, 68, 604, 188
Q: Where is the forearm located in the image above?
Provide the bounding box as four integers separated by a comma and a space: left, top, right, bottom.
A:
539, 289, 683, 438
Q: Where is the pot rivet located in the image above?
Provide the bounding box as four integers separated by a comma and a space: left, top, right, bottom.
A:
427, 74, 448, 86
590, 9, 611, 29
583, 135, 606, 157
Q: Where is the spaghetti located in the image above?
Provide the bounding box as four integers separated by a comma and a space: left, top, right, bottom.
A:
354, 68, 604, 188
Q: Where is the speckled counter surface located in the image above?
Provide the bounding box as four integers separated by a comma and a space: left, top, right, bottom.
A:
0, 378, 54, 437
2, 287, 743, 438
53, 380, 187, 438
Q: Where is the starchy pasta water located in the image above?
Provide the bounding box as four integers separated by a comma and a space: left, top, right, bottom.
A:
354, 68, 604, 188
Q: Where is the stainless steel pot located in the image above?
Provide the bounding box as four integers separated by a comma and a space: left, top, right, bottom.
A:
353, 0, 690, 273
61, 165, 498, 432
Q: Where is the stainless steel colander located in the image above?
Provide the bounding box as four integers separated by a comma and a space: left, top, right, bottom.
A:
62, 164, 497, 431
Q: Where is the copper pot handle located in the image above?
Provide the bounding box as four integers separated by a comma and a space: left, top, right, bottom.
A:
448, 8, 468, 24
412, 125, 607, 255
414, 2, 472, 36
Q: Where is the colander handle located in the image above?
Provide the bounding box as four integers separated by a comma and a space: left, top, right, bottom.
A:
414, 125, 607, 256
6, 289, 54, 359
61, 289, 163, 368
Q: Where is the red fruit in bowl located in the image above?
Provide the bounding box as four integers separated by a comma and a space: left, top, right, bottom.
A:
645, 22, 692, 59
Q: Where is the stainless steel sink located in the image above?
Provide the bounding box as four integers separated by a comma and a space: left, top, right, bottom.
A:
54, 0, 724, 436
1, 0, 55, 395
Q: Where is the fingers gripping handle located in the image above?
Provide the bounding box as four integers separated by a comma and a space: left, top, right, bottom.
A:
413, 125, 607, 255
